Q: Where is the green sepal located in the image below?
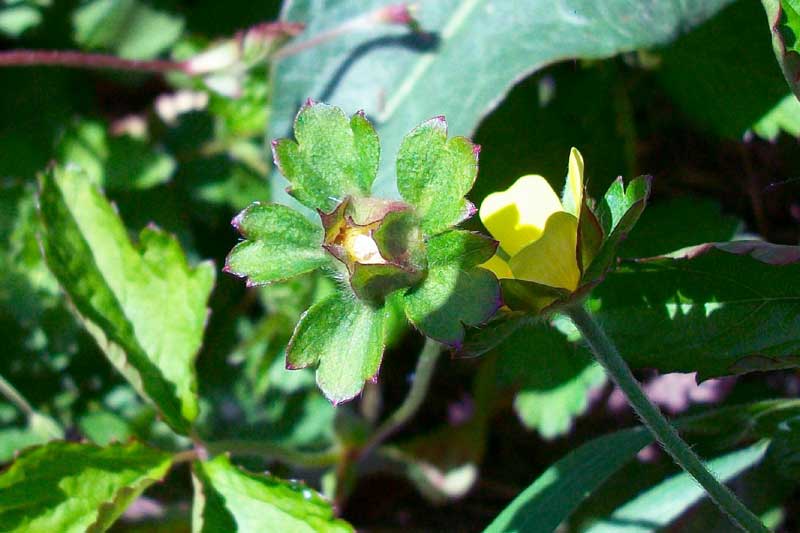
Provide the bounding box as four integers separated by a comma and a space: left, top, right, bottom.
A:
402, 230, 501, 347
320, 198, 427, 304
458, 310, 530, 358
350, 262, 422, 305
286, 290, 386, 404
272, 102, 379, 212
192, 454, 353, 532
577, 203, 604, 273
581, 175, 651, 283
396, 116, 479, 236
0, 440, 173, 533
500, 278, 572, 314
225, 202, 329, 286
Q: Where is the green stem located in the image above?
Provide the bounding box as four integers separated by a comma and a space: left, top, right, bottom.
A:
206, 440, 340, 468
0, 373, 35, 420
359, 337, 442, 458
565, 305, 768, 533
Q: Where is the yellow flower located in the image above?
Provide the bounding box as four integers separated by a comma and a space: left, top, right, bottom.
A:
479, 148, 587, 302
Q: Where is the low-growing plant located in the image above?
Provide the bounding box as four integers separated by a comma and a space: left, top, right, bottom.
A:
1, 1, 799, 532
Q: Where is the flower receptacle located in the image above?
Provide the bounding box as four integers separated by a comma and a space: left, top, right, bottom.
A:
321, 196, 428, 304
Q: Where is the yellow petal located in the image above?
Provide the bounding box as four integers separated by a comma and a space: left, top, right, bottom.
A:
479, 254, 513, 279
479, 175, 564, 257
561, 147, 584, 218
508, 211, 581, 291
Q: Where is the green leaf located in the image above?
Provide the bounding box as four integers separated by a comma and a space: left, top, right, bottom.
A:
581, 175, 651, 283
620, 197, 740, 259
272, 102, 379, 213
658, 0, 793, 138
192, 454, 353, 533
485, 399, 800, 532
402, 230, 500, 347
484, 427, 653, 533
0, 440, 173, 533
38, 166, 215, 434
495, 322, 606, 438
72, 0, 184, 59
766, 416, 800, 480
585, 441, 768, 533
396, 116, 479, 235
0, 413, 63, 464
270, 0, 733, 202
57, 120, 176, 191
286, 291, 386, 404
593, 242, 800, 380
763, 0, 800, 99
225, 202, 329, 286
752, 92, 800, 139
0, 1, 45, 37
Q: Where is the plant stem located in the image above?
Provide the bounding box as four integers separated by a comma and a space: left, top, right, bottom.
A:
206, 440, 340, 468
565, 305, 768, 533
0, 50, 188, 73
359, 336, 441, 459
0, 373, 35, 420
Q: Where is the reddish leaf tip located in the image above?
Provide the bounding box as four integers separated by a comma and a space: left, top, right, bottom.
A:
305, 97, 316, 107
472, 143, 482, 157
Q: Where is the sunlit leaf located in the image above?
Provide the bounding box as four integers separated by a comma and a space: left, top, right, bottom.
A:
38, 166, 214, 434
0, 441, 173, 533
192, 454, 353, 532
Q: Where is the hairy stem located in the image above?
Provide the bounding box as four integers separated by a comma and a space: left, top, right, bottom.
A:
359, 336, 441, 459
565, 305, 768, 533
0, 373, 35, 420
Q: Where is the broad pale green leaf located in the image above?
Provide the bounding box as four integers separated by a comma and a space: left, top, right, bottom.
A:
271, 0, 733, 202
57, 120, 176, 190
272, 102, 380, 212
659, 0, 793, 139
402, 230, 500, 347
581, 176, 651, 283
585, 442, 768, 533
286, 290, 386, 404
192, 455, 353, 533
225, 202, 328, 286
484, 428, 653, 533
0, 440, 173, 533
763, 0, 800, 99
38, 166, 215, 434
593, 241, 800, 381
72, 0, 184, 59
396, 116, 478, 235
495, 322, 605, 439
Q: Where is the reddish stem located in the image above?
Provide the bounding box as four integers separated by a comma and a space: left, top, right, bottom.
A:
0, 49, 188, 73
